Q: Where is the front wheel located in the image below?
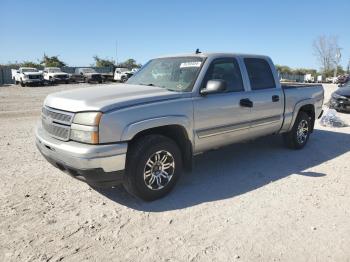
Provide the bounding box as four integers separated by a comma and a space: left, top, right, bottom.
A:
283, 111, 311, 149
123, 135, 182, 201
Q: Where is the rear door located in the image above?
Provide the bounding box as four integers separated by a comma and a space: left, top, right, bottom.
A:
243, 57, 284, 136
193, 57, 254, 153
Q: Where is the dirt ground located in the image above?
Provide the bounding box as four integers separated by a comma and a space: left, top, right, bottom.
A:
0, 83, 349, 262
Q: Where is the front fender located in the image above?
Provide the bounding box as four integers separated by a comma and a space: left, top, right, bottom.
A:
121, 115, 192, 142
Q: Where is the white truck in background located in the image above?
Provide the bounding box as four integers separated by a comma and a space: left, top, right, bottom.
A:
114, 67, 133, 82
43, 67, 70, 84
11, 67, 44, 86
304, 74, 314, 83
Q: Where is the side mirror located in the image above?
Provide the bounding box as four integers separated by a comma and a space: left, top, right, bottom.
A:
200, 80, 227, 95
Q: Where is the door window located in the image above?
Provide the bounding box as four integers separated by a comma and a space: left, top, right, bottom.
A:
244, 58, 276, 90
204, 58, 244, 92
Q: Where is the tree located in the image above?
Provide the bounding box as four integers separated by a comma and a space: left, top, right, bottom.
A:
21, 61, 41, 68
93, 56, 115, 67
40, 54, 66, 67
117, 59, 142, 69
275, 65, 292, 75
312, 35, 340, 74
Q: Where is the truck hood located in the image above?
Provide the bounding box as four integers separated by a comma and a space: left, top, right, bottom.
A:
51, 72, 68, 76
44, 84, 185, 112
23, 72, 42, 76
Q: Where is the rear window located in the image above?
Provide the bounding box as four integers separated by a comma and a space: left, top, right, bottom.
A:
244, 58, 276, 90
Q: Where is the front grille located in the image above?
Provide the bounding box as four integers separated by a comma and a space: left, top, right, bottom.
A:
41, 107, 74, 141
42, 119, 70, 141
91, 74, 102, 81
55, 74, 68, 79
29, 75, 41, 79
42, 107, 73, 124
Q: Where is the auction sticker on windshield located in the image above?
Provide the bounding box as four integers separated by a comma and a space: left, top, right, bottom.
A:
180, 61, 202, 68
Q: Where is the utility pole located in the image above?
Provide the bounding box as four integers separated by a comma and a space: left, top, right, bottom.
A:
115, 40, 118, 67
334, 48, 342, 79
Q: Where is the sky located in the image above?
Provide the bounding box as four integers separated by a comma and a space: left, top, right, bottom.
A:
1, 0, 349, 70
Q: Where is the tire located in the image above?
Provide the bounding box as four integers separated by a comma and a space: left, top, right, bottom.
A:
123, 135, 183, 201
283, 111, 311, 149
20, 80, 25, 87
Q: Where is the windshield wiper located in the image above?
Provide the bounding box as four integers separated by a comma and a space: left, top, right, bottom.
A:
139, 83, 155, 86
138, 83, 178, 92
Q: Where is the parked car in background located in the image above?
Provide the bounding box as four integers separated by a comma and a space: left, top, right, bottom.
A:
11, 67, 44, 87
330, 82, 350, 112
317, 75, 323, 83
71, 68, 103, 83
114, 67, 133, 82
36, 52, 324, 201
304, 74, 314, 83
336, 75, 349, 86
43, 67, 70, 84
326, 77, 337, 83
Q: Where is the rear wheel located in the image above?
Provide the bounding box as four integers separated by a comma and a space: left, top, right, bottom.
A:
283, 111, 311, 149
123, 135, 182, 201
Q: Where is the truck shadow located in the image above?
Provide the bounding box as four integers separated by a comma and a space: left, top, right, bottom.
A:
96, 129, 350, 212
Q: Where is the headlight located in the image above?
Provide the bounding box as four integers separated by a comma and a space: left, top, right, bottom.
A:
70, 112, 102, 144
70, 127, 99, 144
332, 93, 346, 99
73, 112, 102, 126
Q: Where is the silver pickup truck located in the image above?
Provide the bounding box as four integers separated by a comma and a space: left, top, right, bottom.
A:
36, 52, 324, 200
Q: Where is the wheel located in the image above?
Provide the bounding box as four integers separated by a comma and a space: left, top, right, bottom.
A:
84, 77, 89, 83
20, 80, 25, 87
65, 80, 69, 84
283, 111, 311, 149
123, 135, 183, 201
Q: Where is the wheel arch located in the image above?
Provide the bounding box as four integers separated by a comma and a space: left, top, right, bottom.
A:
123, 118, 193, 171
288, 100, 316, 133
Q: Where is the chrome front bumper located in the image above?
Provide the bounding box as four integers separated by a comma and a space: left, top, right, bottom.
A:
36, 123, 127, 175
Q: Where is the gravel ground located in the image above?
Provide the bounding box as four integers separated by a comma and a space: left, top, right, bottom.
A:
0, 83, 350, 262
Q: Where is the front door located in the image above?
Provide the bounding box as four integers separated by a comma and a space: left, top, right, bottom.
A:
193, 58, 254, 153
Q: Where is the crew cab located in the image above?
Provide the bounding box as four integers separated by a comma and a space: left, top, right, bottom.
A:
71, 68, 103, 83
36, 53, 324, 201
12, 67, 44, 86
43, 67, 70, 84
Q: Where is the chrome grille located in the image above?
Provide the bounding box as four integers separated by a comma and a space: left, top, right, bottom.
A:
42, 107, 73, 125
41, 107, 74, 141
42, 119, 70, 141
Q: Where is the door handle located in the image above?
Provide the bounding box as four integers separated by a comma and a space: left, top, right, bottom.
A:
272, 95, 280, 102
240, 98, 253, 108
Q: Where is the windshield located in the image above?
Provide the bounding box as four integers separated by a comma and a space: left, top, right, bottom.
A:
22, 68, 38, 73
127, 57, 203, 92
48, 68, 61, 73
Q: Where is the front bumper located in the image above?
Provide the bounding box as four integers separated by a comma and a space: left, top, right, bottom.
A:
330, 98, 350, 112
35, 124, 127, 187
24, 79, 43, 84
